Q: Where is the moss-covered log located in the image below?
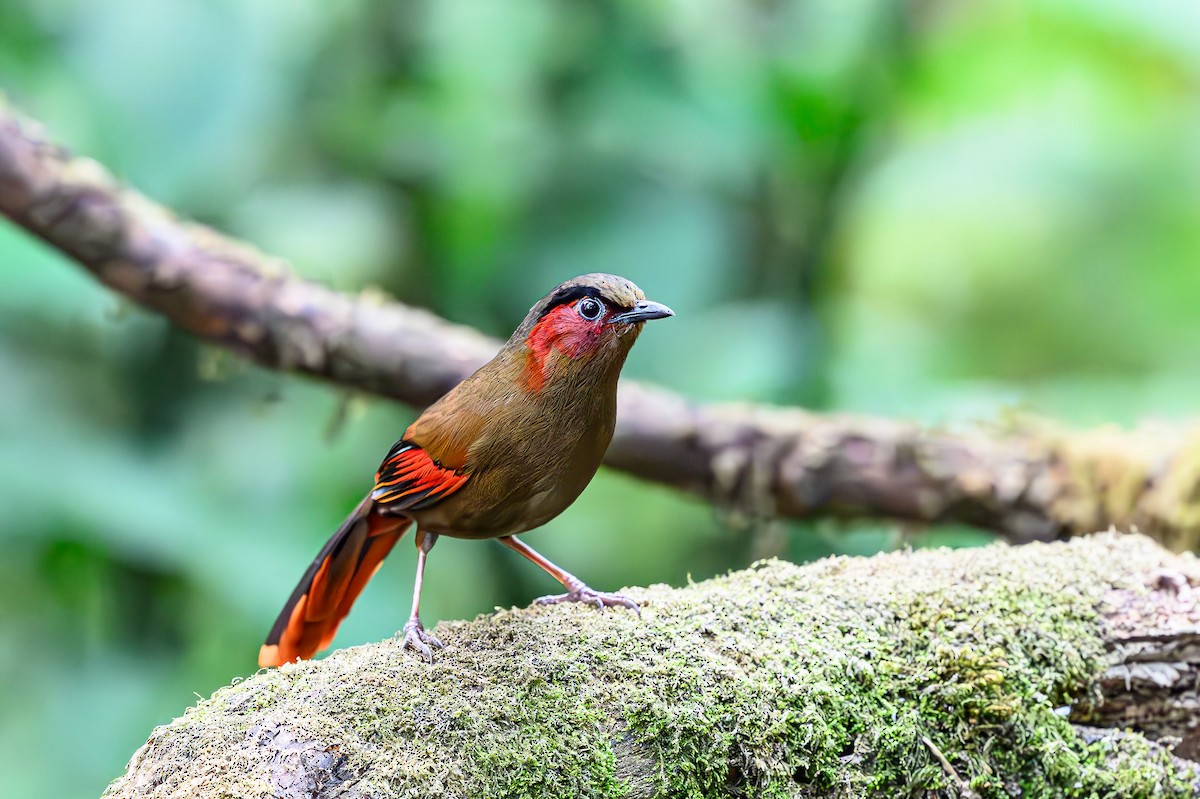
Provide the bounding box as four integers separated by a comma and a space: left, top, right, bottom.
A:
105, 532, 1198, 799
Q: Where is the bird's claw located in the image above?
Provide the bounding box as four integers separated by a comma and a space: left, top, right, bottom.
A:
536, 587, 641, 615
402, 619, 444, 662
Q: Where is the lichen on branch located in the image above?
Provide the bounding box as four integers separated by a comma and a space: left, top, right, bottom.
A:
105, 533, 1199, 799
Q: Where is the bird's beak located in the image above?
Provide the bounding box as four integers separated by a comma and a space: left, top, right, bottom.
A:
609, 300, 674, 325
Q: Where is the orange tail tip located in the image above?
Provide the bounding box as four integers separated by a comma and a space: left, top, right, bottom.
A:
259, 500, 409, 668
258, 643, 285, 668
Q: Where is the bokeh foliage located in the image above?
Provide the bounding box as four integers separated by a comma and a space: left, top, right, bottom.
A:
1, 1, 1198, 796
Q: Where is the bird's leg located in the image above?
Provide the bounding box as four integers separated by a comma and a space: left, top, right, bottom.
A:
402, 529, 443, 660
498, 536, 640, 613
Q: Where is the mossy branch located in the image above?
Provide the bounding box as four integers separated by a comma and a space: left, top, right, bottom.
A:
105, 533, 1199, 799
7, 100, 1200, 550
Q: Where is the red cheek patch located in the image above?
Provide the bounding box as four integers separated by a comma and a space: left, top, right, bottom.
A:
522, 305, 604, 391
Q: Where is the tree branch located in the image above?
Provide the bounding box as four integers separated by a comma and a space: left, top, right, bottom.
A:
103, 533, 1199, 798
5, 100, 1200, 549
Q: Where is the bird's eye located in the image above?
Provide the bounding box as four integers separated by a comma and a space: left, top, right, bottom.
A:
576, 297, 604, 321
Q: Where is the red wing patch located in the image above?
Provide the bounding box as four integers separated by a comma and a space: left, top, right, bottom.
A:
370, 440, 469, 510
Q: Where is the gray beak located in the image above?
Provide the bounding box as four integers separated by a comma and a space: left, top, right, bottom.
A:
609, 300, 675, 325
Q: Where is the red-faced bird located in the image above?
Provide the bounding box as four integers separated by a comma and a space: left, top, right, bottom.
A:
259, 274, 673, 666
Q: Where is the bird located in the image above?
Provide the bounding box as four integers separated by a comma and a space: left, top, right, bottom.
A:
259, 273, 673, 666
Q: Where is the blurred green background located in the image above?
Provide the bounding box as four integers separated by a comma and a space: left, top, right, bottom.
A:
2, 1, 1199, 796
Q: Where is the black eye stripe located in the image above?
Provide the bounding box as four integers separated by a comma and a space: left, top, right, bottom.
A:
539, 285, 602, 318
535, 284, 635, 321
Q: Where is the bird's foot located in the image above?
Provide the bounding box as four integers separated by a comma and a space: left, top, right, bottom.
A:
402, 618, 444, 662
536, 586, 641, 614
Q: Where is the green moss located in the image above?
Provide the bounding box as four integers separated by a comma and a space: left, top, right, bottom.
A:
605, 544, 1127, 799
104, 533, 1198, 799
1074, 730, 1199, 798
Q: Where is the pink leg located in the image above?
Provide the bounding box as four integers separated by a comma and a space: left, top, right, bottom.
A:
498, 536, 640, 613
402, 529, 443, 660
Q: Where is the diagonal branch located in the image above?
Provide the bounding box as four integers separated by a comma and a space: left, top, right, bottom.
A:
4, 99, 1200, 549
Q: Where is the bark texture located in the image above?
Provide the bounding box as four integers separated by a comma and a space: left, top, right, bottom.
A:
104, 532, 1199, 799
6, 101, 1200, 550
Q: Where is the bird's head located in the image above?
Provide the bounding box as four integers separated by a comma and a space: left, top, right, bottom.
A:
511, 273, 673, 393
